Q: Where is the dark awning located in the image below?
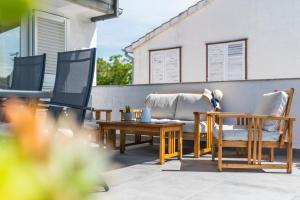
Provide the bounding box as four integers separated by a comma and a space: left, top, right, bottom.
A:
66, 0, 121, 22
66, 0, 115, 14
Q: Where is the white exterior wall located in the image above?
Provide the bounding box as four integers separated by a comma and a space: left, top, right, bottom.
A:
35, 1, 98, 51
62, 10, 98, 86
132, 0, 300, 84
20, 1, 98, 85
92, 79, 300, 149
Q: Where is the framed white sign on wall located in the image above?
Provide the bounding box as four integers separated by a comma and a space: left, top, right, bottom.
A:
206, 39, 247, 81
149, 47, 181, 84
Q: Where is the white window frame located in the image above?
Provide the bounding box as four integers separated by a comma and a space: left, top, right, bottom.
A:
206, 38, 248, 82
32, 10, 68, 55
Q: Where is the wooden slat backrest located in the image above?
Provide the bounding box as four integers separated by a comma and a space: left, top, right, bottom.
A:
282, 88, 294, 117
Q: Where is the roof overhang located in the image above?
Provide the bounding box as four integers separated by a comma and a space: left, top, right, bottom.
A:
66, 0, 121, 22
66, 0, 114, 15
124, 0, 214, 53
0, 0, 119, 33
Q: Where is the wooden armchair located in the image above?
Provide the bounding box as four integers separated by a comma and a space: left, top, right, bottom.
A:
252, 115, 295, 173
210, 88, 295, 173
252, 88, 295, 173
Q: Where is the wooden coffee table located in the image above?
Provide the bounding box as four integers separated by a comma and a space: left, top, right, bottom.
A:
97, 121, 184, 165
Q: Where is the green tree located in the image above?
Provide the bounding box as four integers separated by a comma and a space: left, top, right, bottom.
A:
97, 55, 133, 85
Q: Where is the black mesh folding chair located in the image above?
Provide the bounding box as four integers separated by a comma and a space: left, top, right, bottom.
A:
11, 54, 46, 91
0, 54, 46, 122
44, 48, 109, 191
47, 48, 96, 124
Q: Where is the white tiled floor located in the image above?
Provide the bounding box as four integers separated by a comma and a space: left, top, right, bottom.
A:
92, 144, 300, 200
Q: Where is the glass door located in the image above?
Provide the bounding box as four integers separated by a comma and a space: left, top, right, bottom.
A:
0, 25, 20, 88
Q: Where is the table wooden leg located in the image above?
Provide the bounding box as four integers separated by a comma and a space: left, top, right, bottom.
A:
150, 136, 154, 146
135, 134, 142, 144
253, 118, 257, 164
99, 127, 105, 147
111, 129, 116, 149
120, 130, 126, 154
104, 130, 108, 146
174, 132, 176, 154
168, 131, 172, 154
107, 130, 116, 148
178, 129, 183, 160
258, 119, 263, 165
172, 131, 176, 154
160, 128, 166, 165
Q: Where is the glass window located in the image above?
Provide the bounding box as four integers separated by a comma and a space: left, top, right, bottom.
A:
0, 25, 20, 88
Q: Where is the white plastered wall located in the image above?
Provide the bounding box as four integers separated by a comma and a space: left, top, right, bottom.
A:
132, 0, 300, 84
20, 0, 98, 85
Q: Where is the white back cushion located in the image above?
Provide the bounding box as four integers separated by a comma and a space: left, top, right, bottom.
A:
254, 91, 288, 131
145, 94, 179, 119
175, 93, 214, 121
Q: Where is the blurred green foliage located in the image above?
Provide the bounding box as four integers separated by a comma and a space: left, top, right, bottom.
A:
0, 0, 36, 24
0, 138, 103, 200
97, 55, 133, 85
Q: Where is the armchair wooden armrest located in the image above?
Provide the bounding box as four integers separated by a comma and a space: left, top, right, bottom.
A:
209, 112, 250, 118
93, 109, 112, 112
193, 112, 210, 115
93, 109, 112, 121
206, 112, 252, 126
253, 115, 295, 121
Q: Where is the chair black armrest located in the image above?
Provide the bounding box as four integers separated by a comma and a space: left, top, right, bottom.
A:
40, 102, 93, 111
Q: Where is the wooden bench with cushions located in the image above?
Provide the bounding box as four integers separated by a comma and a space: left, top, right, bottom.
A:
119, 90, 221, 158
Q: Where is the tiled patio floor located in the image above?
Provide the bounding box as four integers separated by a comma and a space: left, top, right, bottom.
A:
93, 144, 300, 200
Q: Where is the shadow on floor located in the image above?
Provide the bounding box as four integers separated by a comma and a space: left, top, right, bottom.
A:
162, 159, 291, 173
106, 143, 297, 173
107, 143, 195, 170
177, 159, 268, 173
108, 145, 158, 170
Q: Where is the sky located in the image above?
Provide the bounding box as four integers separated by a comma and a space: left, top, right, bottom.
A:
96, 0, 200, 59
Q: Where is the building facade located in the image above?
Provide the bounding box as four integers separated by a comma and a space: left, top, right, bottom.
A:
0, 0, 119, 89
125, 0, 300, 84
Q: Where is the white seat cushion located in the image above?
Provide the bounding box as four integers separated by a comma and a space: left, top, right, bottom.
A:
145, 94, 179, 119
175, 93, 213, 121
261, 130, 281, 141
213, 125, 249, 141
179, 120, 207, 133
213, 124, 281, 141
255, 91, 288, 131
151, 119, 207, 133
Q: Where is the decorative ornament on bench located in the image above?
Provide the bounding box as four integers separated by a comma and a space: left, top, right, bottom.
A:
124, 105, 135, 121
203, 89, 223, 111
141, 107, 151, 123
